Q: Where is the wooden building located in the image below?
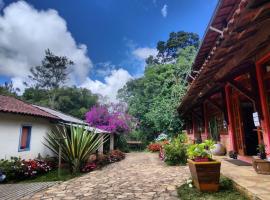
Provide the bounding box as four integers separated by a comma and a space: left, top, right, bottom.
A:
178, 0, 270, 162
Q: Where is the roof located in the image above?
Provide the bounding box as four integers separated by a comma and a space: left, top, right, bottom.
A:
179, 0, 270, 113
0, 95, 59, 120
33, 105, 86, 125
189, 0, 241, 81
33, 105, 109, 134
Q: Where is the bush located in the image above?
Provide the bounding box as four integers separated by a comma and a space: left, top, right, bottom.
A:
108, 150, 125, 162
115, 134, 130, 153
147, 143, 162, 152
164, 136, 187, 166
81, 162, 97, 173
44, 125, 107, 174
96, 150, 126, 167
0, 157, 53, 182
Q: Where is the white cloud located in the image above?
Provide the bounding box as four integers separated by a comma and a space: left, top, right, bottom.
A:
161, 4, 168, 18
80, 68, 132, 103
94, 61, 116, 77
132, 47, 158, 60
0, 1, 92, 88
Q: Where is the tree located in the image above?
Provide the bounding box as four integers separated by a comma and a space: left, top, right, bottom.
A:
27, 49, 74, 108
85, 104, 132, 134
146, 31, 199, 64
118, 45, 197, 140
0, 82, 20, 97
22, 87, 98, 119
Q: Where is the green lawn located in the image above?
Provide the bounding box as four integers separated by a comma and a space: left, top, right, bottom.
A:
177, 177, 247, 200
20, 168, 82, 183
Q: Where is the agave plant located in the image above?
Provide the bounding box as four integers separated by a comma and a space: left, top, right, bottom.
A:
44, 125, 108, 173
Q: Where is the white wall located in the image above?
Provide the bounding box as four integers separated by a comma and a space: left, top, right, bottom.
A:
0, 113, 54, 160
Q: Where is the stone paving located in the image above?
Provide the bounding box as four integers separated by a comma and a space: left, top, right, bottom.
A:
215, 156, 270, 200
0, 182, 58, 200
27, 152, 190, 200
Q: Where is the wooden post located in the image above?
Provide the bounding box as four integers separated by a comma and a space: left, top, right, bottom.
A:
225, 85, 236, 152
58, 145, 61, 178
256, 55, 270, 154
203, 102, 209, 139
98, 133, 104, 154
110, 134, 114, 151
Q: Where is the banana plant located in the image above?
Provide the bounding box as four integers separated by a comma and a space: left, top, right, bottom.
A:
44, 125, 108, 173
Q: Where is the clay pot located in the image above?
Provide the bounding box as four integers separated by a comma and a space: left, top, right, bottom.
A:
211, 143, 226, 156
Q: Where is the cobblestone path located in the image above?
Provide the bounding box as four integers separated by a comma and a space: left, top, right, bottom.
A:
28, 152, 190, 200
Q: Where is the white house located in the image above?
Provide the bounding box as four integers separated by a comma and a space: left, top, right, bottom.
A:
0, 95, 113, 160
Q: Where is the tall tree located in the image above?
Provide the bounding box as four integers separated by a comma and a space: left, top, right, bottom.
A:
146, 31, 199, 64
118, 45, 197, 140
27, 49, 74, 108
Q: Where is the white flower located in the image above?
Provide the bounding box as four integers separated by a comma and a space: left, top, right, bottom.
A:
189, 184, 193, 188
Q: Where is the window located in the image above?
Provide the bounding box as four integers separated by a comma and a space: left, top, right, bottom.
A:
19, 125, 31, 151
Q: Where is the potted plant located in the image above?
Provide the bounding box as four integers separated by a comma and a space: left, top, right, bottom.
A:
252, 143, 270, 174
187, 139, 221, 192
257, 143, 266, 159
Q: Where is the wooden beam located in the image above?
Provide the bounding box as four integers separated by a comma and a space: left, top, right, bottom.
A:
191, 110, 203, 121
227, 79, 255, 102
206, 98, 223, 113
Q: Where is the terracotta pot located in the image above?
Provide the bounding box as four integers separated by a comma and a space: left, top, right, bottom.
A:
188, 159, 221, 192
211, 143, 226, 156
252, 157, 270, 175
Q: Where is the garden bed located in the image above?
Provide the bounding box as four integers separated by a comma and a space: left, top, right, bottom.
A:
19, 168, 82, 183
177, 177, 247, 200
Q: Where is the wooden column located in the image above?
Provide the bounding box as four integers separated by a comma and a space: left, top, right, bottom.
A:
109, 134, 114, 151
256, 56, 270, 154
225, 84, 236, 151
98, 133, 104, 154
192, 113, 196, 142
203, 102, 209, 139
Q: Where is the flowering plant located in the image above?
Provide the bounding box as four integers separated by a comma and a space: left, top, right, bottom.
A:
147, 143, 162, 152
22, 159, 52, 178
81, 162, 97, 173
85, 104, 133, 134
0, 157, 53, 182
108, 150, 125, 162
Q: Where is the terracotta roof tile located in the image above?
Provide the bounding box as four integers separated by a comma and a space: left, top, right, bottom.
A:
0, 95, 59, 119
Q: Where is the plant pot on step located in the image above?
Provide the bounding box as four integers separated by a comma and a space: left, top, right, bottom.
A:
188, 159, 221, 192
252, 157, 270, 175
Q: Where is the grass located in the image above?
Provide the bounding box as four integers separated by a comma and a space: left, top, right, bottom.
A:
20, 168, 82, 183
177, 176, 247, 200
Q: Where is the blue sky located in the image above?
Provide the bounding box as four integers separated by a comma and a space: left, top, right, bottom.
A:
0, 0, 218, 101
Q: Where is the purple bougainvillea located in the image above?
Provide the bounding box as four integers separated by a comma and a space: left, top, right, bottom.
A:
85, 104, 133, 134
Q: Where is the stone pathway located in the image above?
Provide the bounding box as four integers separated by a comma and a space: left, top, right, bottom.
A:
28, 152, 190, 199
0, 182, 58, 200
216, 156, 270, 200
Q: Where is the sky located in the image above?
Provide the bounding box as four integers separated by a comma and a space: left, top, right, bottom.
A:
0, 0, 218, 102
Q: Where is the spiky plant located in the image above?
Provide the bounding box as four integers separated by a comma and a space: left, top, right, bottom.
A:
44, 125, 108, 173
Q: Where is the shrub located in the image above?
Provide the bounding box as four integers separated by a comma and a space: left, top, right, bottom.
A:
164, 136, 187, 165
95, 150, 125, 167
147, 143, 162, 152
108, 150, 125, 162
44, 125, 108, 174
187, 139, 215, 161
0, 157, 53, 182
81, 162, 97, 173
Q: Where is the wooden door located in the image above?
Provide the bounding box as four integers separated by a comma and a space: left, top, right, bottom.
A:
231, 93, 246, 155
